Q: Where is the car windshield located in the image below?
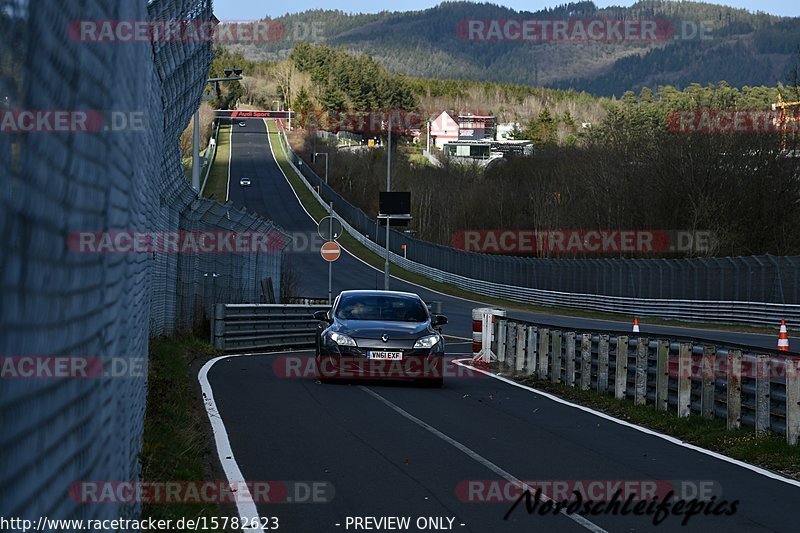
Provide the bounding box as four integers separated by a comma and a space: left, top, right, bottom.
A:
335, 294, 429, 322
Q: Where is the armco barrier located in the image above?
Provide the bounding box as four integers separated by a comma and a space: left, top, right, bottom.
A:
212, 304, 328, 352
273, 124, 800, 329
483, 309, 800, 445
212, 300, 445, 352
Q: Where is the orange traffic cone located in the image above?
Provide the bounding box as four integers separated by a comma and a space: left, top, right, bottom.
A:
778, 320, 790, 351
632, 318, 640, 334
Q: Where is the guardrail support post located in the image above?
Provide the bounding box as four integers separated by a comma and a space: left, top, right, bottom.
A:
212, 304, 226, 350
678, 343, 692, 418
526, 327, 537, 375
580, 334, 592, 390
786, 358, 800, 446
701, 346, 716, 419
656, 340, 669, 411
551, 331, 562, 384
496, 320, 507, 365
615, 335, 629, 400
516, 325, 526, 373
755, 354, 771, 435
538, 329, 550, 380
726, 350, 742, 430
598, 335, 609, 393
506, 323, 517, 371
635, 338, 648, 406
565, 332, 576, 387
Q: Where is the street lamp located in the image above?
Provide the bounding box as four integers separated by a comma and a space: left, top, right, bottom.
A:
313, 152, 329, 183
192, 67, 243, 193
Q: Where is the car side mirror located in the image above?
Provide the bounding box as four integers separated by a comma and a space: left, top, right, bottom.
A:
313, 310, 331, 323
431, 315, 448, 327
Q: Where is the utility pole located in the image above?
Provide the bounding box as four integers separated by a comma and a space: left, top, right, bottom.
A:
192, 111, 201, 191
192, 68, 243, 192
387, 113, 392, 192
384, 111, 393, 290
426, 119, 431, 153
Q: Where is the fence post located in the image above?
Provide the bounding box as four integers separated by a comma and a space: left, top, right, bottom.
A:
497, 320, 507, 365
786, 357, 800, 446
678, 343, 692, 418
598, 335, 609, 392
538, 329, 550, 380
551, 331, 562, 384
526, 326, 537, 376
701, 346, 716, 419
656, 340, 669, 411
516, 325, 526, 373
580, 333, 592, 390
615, 335, 629, 400
635, 338, 648, 406
755, 354, 771, 435
565, 332, 576, 387
727, 350, 742, 430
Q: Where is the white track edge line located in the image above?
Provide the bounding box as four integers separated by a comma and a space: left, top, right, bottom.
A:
451, 358, 800, 489
198, 354, 264, 532
359, 386, 608, 533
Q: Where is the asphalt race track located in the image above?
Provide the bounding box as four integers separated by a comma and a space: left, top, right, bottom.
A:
207, 118, 800, 533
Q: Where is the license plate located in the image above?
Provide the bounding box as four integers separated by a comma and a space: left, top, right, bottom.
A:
368, 351, 403, 360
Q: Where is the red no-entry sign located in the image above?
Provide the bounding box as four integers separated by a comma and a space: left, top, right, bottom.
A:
321, 241, 341, 262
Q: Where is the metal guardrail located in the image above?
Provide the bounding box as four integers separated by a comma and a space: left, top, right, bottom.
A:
212, 304, 328, 353
274, 126, 800, 330
488, 311, 800, 445
199, 119, 220, 196
212, 299, 444, 353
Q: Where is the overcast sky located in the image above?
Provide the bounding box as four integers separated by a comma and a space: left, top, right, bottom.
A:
213, 0, 800, 20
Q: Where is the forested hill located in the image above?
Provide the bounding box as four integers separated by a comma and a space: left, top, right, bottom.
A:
224, 0, 800, 96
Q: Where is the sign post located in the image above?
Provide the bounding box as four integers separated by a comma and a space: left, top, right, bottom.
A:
318, 204, 342, 305
378, 193, 412, 290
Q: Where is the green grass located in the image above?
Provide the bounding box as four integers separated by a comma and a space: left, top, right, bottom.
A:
141, 337, 226, 528
507, 371, 800, 478
266, 121, 775, 336
204, 124, 232, 202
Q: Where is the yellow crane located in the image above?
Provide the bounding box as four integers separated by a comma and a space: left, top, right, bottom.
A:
773, 94, 800, 152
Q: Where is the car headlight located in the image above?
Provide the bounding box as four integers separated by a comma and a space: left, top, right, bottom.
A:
329, 332, 357, 347
414, 334, 441, 349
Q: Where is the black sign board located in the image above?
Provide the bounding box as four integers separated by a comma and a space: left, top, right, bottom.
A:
379, 192, 411, 216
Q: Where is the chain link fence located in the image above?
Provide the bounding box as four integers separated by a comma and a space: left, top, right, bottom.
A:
281, 128, 800, 305
1, 0, 288, 526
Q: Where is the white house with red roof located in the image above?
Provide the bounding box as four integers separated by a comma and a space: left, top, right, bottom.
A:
428, 111, 459, 149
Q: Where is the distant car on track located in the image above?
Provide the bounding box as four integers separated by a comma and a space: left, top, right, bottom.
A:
239, 177, 251, 187
314, 290, 448, 387
238, 121, 246, 127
